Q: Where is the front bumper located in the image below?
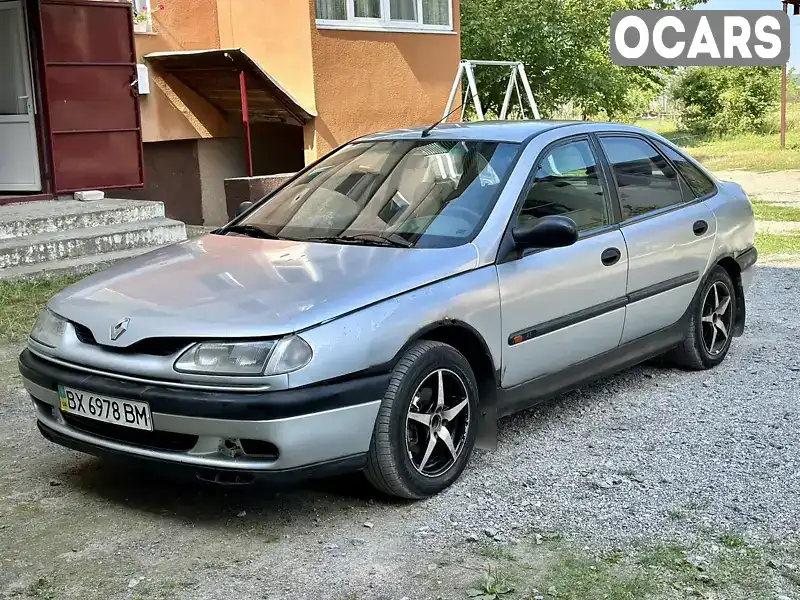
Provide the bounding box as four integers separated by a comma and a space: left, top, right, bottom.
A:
20, 349, 386, 479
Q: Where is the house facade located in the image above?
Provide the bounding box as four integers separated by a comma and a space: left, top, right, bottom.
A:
0, 0, 461, 225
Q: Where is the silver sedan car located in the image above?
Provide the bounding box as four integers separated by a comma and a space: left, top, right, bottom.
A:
20, 121, 756, 498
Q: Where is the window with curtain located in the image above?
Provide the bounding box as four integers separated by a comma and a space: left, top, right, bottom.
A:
316, 0, 452, 30
354, 0, 381, 18
422, 0, 448, 25
390, 0, 416, 21
316, 0, 347, 20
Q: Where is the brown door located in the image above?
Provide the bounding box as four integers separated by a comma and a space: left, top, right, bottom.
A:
39, 0, 144, 193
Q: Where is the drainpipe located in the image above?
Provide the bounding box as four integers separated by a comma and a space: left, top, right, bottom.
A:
240, 70, 253, 177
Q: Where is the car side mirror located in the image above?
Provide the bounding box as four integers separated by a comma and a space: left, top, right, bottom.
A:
511, 215, 579, 250
236, 201, 254, 217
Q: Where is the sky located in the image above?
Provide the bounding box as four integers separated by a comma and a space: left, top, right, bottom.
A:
697, 0, 800, 70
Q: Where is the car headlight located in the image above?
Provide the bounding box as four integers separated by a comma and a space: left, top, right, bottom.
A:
174, 336, 312, 376
264, 336, 314, 375
30, 309, 67, 348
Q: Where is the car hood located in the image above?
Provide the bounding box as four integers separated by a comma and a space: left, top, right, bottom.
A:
48, 234, 479, 347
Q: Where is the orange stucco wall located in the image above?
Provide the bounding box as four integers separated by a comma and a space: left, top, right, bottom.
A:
134, 1, 226, 143
134, 0, 460, 159
307, 0, 461, 159
217, 0, 316, 113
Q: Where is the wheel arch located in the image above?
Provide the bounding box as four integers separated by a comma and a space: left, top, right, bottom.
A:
711, 255, 746, 337
396, 320, 499, 450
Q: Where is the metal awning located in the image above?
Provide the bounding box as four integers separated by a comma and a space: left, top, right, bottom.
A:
144, 48, 315, 126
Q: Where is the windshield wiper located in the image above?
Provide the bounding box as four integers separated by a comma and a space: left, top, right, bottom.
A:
223, 224, 283, 240
306, 233, 411, 248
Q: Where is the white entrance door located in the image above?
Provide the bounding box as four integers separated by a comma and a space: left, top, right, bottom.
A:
0, 1, 41, 192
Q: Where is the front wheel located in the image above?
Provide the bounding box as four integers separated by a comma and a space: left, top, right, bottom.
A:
365, 340, 479, 499
668, 266, 737, 370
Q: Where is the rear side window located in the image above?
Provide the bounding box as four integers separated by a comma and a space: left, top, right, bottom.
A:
599, 136, 685, 221
519, 139, 608, 232
655, 141, 716, 199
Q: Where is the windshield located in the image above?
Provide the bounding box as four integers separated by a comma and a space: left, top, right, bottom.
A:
234, 140, 520, 248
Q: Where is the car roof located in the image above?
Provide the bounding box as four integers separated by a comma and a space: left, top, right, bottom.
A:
357, 120, 653, 144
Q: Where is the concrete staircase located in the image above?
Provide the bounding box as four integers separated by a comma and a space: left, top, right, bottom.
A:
0, 199, 187, 281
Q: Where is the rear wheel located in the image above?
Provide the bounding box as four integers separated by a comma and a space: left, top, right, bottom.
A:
668, 266, 737, 370
365, 340, 479, 499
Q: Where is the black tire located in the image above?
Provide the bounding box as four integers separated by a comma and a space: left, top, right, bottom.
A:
668, 266, 737, 370
365, 340, 479, 499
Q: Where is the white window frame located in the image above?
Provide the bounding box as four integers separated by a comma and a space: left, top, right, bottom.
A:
316, 0, 454, 34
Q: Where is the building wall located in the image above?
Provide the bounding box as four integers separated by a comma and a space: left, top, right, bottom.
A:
116, 137, 244, 226
306, 0, 461, 159
133, 2, 227, 143
133, 0, 459, 158
117, 139, 203, 224
250, 123, 306, 176
197, 137, 246, 226
217, 0, 316, 114
122, 0, 459, 222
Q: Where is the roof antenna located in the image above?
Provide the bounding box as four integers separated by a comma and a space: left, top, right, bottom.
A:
421, 87, 481, 138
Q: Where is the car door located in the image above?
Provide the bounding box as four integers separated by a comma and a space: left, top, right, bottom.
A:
596, 134, 716, 345
497, 136, 628, 389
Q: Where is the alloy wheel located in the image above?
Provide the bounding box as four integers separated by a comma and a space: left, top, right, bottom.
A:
405, 369, 470, 478
701, 281, 733, 356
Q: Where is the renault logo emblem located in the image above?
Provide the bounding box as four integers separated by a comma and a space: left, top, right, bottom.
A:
110, 318, 130, 341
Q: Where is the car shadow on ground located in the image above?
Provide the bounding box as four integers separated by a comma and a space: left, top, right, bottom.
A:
50, 366, 664, 530
59, 456, 385, 519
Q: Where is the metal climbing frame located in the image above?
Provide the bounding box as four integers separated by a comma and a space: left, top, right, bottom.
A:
443, 59, 541, 122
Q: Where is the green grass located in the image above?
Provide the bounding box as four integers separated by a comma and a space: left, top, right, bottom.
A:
635, 112, 800, 172
467, 538, 790, 600
0, 275, 84, 343
536, 553, 656, 600
756, 232, 800, 256
467, 566, 514, 599
638, 544, 695, 572
752, 200, 800, 222
720, 531, 747, 549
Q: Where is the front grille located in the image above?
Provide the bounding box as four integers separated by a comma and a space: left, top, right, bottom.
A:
62, 412, 198, 452
122, 338, 193, 356
70, 321, 191, 357
72, 323, 96, 345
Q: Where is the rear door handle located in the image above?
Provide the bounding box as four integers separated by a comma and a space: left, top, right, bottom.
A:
693, 220, 708, 236
601, 247, 621, 266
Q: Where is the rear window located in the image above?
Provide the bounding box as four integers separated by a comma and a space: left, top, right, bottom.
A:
655, 141, 716, 199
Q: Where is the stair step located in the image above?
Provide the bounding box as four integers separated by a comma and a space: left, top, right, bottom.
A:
0, 199, 166, 240
0, 217, 186, 269
0, 245, 173, 282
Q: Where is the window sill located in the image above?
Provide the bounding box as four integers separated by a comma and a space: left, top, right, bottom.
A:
316, 21, 456, 35
133, 31, 158, 35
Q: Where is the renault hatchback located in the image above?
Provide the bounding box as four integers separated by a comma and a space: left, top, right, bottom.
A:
20, 121, 757, 498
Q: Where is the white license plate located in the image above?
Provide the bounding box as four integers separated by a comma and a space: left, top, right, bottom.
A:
58, 385, 153, 431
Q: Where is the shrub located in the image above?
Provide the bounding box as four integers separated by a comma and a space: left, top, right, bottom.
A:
672, 66, 780, 134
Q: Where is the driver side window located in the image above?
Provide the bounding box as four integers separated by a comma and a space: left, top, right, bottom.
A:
519, 139, 608, 233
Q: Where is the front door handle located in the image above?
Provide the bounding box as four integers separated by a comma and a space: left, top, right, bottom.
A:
693, 220, 708, 236
601, 247, 621, 266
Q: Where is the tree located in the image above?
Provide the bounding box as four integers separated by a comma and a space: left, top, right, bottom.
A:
460, 0, 703, 120
672, 67, 781, 133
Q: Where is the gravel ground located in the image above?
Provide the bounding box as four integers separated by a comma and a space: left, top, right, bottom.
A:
715, 170, 800, 204
1, 261, 799, 600
427, 262, 800, 549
